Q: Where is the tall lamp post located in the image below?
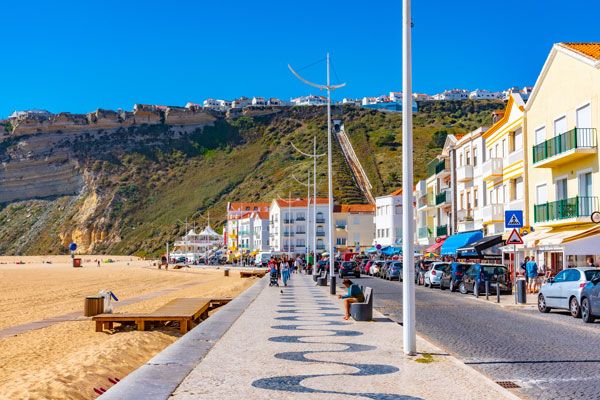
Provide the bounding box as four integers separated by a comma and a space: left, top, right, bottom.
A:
289, 54, 345, 294
402, 0, 417, 355
291, 137, 325, 273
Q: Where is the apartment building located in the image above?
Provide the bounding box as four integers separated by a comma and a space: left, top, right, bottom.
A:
524, 42, 600, 273
454, 127, 488, 233
481, 93, 527, 236
333, 204, 375, 252
269, 198, 330, 255
374, 189, 403, 246
226, 202, 270, 253
251, 211, 270, 252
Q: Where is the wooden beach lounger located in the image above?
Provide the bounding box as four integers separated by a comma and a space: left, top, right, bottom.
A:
240, 270, 267, 278
92, 297, 231, 334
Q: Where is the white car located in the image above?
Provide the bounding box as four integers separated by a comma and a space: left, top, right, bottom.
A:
424, 262, 450, 288
370, 261, 384, 277
538, 267, 600, 317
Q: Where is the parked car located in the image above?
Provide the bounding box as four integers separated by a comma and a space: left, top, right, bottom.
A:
379, 261, 392, 279
458, 264, 511, 295
424, 262, 450, 288
316, 260, 340, 274
385, 261, 403, 281
440, 262, 470, 292
370, 261, 384, 277
580, 271, 600, 323
339, 261, 361, 278
538, 267, 599, 317
415, 260, 433, 285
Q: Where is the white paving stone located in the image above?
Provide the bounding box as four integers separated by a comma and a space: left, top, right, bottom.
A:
172, 274, 520, 400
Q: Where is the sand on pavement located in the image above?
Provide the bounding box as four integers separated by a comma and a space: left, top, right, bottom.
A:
0, 256, 257, 399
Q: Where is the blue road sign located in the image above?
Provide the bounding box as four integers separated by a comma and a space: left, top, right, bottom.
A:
504, 210, 524, 229
69, 242, 77, 252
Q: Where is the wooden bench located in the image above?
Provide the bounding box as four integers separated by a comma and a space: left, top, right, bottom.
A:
92, 297, 231, 334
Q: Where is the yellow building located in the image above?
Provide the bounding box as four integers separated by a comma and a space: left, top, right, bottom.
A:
524, 42, 600, 273
333, 204, 375, 252
481, 93, 527, 236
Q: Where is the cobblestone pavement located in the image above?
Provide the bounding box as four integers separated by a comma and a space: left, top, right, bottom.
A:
357, 275, 600, 400
171, 274, 516, 400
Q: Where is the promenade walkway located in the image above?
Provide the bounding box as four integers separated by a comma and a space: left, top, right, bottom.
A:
169, 274, 518, 400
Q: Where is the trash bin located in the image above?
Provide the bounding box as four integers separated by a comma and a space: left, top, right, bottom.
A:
224, 268, 230, 277
73, 258, 82, 268
516, 278, 527, 304
84, 296, 104, 317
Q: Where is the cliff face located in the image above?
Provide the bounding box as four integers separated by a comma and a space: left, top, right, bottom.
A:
0, 101, 504, 256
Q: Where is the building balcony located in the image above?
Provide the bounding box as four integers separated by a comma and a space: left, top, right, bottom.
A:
534, 196, 599, 225
482, 158, 503, 181
282, 231, 295, 237
418, 226, 431, 239
507, 198, 525, 214
481, 203, 504, 224
316, 231, 326, 237
335, 224, 347, 230
427, 158, 447, 178
418, 193, 434, 209
533, 128, 597, 168
456, 165, 474, 182
435, 190, 451, 206
316, 244, 326, 250
296, 216, 306, 221
316, 218, 325, 223
296, 230, 306, 235
283, 246, 295, 252
436, 225, 448, 237
457, 208, 474, 223
283, 218, 294, 224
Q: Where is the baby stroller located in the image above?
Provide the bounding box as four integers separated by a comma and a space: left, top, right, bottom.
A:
269, 267, 279, 287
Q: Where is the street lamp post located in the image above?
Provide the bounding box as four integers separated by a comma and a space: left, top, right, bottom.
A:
289, 54, 345, 294
402, 0, 417, 355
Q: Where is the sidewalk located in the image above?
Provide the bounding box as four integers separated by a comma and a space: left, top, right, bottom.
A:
171, 274, 519, 400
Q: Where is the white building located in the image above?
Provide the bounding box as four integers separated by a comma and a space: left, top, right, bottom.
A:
469, 89, 503, 100
333, 204, 375, 252
341, 98, 361, 106
226, 202, 270, 254
8, 109, 52, 119
374, 189, 403, 246
269, 198, 329, 255
251, 97, 267, 106
290, 95, 327, 106
203, 99, 220, 109
413, 93, 432, 101
433, 89, 469, 101
268, 98, 287, 106
389, 91, 403, 102
217, 99, 232, 109
251, 211, 270, 252
453, 127, 488, 233
231, 97, 252, 109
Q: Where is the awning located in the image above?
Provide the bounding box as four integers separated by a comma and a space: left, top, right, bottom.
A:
381, 246, 402, 256
457, 234, 504, 258
425, 238, 446, 254
440, 230, 483, 256
366, 246, 378, 253
538, 225, 596, 247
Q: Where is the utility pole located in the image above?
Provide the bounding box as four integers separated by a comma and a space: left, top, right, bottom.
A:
291, 137, 325, 273
402, 0, 417, 355
289, 54, 345, 294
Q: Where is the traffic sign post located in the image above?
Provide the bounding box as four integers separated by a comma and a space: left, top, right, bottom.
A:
505, 210, 524, 229
505, 228, 523, 304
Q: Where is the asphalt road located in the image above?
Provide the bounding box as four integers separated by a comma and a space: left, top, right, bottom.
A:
350, 275, 600, 400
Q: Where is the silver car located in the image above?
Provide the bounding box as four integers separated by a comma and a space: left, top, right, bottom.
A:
538, 267, 600, 318
424, 262, 450, 288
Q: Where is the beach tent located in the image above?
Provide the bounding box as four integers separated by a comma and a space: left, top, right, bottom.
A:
366, 246, 378, 253
381, 246, 402, 256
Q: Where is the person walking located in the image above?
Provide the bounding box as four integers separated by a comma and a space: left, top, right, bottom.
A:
526, 256, 539, 294
282, 262, 291, 286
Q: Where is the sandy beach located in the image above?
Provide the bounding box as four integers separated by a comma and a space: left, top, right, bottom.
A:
0, 256, 256, 399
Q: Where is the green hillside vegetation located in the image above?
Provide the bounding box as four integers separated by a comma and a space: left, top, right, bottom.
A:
0, 100, 504, 256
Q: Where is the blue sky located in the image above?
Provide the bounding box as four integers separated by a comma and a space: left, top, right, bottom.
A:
0, 0, 597, 118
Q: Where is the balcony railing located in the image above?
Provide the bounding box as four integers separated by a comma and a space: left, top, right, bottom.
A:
316, 217, 325, 223
418, 193, 434, 208
296, 230, 306, 234
533, 128, 597, 164
283, 218, 294, 224
296, 216, 306, 221
435, 190, 451, 206
418, 226, 431, 238
427, 158, 446, 177
335, 224, 347, 229
457, 208, 474, 222
457, 165, 474, 182
436, 225, 448, 237
482, 158, 503, 180
316, 244, 326, 250
534, 196, 598, 224
481, 203, 504, 222
283, 231, 295, 236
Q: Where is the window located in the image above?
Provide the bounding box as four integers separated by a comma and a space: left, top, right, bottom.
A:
466, 150, 471, 165
515, 177, 524, 200
536, 184, 548, 204
473, 188, 478, 208
336, 237, 347, 245
577, 104, 592, 128
473, 148, 478, 166
386, 228, 389, 237
459, 153, 463, 167
556, 178, 568, 201
554, 116, 567, 136
579, 171, 593, 215
482, 181, 488, 206
502, 139, 507, 158
512, 128, 523, 151
565, 269, 581, 282
553, 270, 567, 283
460, 193, 464, 209
535, 126, 546, 145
